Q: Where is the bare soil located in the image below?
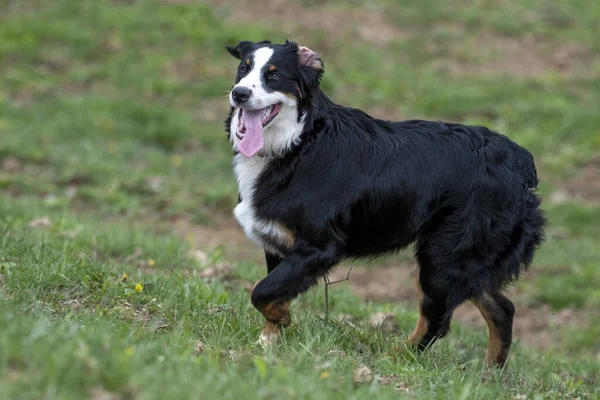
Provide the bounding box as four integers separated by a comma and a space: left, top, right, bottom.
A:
207, 0, 410, 48
328, 265, 587, 350
560, 158, 600, 205
210, 0, 599, 79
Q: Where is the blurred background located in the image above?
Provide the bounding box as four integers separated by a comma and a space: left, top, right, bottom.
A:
1, 0, 600, 397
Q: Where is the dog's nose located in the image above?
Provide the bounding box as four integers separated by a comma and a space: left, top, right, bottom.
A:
231, 86, 252, 104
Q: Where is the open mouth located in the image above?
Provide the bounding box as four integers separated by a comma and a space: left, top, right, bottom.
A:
236, 103, 282, 140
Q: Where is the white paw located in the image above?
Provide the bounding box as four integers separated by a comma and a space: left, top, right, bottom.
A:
257, 331, 279, 348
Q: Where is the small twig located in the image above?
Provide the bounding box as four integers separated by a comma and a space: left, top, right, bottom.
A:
123, 247, 143, 265
92, 234, 98, 260
324, 265, 354, 317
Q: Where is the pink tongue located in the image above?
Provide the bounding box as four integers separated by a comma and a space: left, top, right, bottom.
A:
238, 109, 264, 157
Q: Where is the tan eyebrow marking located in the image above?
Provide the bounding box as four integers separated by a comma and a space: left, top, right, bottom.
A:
245, 58, 250, 65
269, 65, 276, 71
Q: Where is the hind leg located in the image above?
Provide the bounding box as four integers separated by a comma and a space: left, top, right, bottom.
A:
470, 290, 515, 367
408, 266, 469, 351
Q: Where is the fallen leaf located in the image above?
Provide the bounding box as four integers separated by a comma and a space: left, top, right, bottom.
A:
369, 312, 398, 332
89, 388, 119, 400
151, 319, 169, 333
199, 263, 232, 279
550, 190, 570, 204
28, 217, 51, 229
188, 249, 208, 265
208, 305, 233, 315
221, 349, 246, 363
353, 364, 373, 383
337, 313, 354, 322
65, 186, 77, 199
61, 225, 83, 239
315, 361, 332, 370
2, 156, 20, 172
327, 350, 347, 358
395, 383, 410, 393
377, 374, 397, 386
148, 176, 165, 193
194, 341, 206, 356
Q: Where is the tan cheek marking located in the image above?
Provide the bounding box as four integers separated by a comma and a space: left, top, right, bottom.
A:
246, 58, 250, 65
269, 65, 276, 71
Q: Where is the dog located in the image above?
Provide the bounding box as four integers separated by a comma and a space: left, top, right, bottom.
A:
224, 40, 545, 367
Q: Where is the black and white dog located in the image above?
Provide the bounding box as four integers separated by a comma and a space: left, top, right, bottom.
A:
225, 40, 545, 366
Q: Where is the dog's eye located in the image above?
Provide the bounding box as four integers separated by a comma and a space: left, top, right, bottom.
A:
269, 72, 279, 80
239, 65, 248, 73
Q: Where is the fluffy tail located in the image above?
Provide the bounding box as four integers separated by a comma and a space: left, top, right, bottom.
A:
516, 145, 546, 268
516, 145, 539, 189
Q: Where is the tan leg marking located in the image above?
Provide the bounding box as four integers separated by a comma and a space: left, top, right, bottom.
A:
470, 293, 509, 366
409, 275, 428, 345
251, 281, 291, 347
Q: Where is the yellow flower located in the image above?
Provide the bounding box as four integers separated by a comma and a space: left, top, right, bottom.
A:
170, 155, 182, 167
124, 347, 135, 357
320, 371, 329, 380
147, 259, 155, 267
122, 273, 128, 280
135, 283, 143, 293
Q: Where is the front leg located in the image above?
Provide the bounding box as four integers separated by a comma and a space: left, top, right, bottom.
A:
265, 251, 282, 274
254, 251, 285, 346
252, 240, 341, 346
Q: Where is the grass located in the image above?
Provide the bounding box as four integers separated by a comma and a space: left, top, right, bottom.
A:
1, 0, 599, 398
1, 205, 599, 399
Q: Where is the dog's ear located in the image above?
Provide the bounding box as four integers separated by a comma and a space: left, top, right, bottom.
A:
298, 45, 324, 71
225, 41, 256, 60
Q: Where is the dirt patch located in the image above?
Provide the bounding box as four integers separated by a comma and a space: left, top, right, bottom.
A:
429, 31, 599, 79
555, 159, 600, 205
330, 264, 418, 303
208, 0, 411, 48
170, 217, 264, 264
329, 265, 588, 350
208, 1, 598, 80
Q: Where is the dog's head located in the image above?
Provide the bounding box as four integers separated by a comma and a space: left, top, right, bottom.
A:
225, 40, 324, 157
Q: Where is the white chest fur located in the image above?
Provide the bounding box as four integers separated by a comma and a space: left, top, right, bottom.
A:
233, 154, 293, 254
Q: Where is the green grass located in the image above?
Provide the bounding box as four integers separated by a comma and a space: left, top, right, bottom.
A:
1, 0, 600, 398
1, 205, 599, 399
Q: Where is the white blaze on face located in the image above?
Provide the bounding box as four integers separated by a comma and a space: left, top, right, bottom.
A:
228, 46, 304, 157
229, 47, 274, 109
